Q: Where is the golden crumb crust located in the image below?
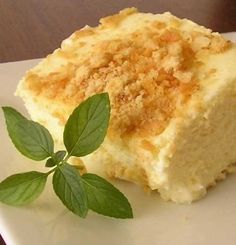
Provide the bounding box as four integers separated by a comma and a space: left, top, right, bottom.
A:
17, 8, 231, 137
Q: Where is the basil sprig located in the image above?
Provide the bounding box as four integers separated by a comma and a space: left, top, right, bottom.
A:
0, 93, 133, 219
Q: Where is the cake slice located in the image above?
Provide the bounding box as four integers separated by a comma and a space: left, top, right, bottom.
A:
16, 8, 236, 203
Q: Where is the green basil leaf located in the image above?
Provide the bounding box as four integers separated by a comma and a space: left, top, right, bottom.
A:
54, 150, 66, 161
2, 107, 54, 161
0, 171, 47, 206
45, 158, 56, 168
63, 93, 110, 157
45, 150, 66, 167
52, 163, 88, 218
82, 173, 133, 219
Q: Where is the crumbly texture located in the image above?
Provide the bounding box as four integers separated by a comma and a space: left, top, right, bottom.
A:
17, 8, 230, 137
16, 8, 236, 203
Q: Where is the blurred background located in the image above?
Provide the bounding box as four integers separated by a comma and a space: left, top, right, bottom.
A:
0, 0, 236, 63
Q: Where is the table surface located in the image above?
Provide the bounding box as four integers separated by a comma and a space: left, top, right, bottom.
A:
0, 0, 236, 244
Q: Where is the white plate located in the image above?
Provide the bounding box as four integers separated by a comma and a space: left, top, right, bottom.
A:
1, 33, 236, 245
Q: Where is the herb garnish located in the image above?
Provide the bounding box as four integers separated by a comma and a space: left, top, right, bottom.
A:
0, 93, 133, 219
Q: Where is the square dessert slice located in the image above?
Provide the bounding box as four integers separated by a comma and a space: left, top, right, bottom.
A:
16, 8, 236, 203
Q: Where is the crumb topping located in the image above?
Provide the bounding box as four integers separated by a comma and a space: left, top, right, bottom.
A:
23, 8, 231, 137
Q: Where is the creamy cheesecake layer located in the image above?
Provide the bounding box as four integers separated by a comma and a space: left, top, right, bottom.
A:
16, 8, 236, 203
102, 46, 236, 202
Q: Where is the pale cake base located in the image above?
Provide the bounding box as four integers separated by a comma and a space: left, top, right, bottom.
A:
16, 8, 236, 203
